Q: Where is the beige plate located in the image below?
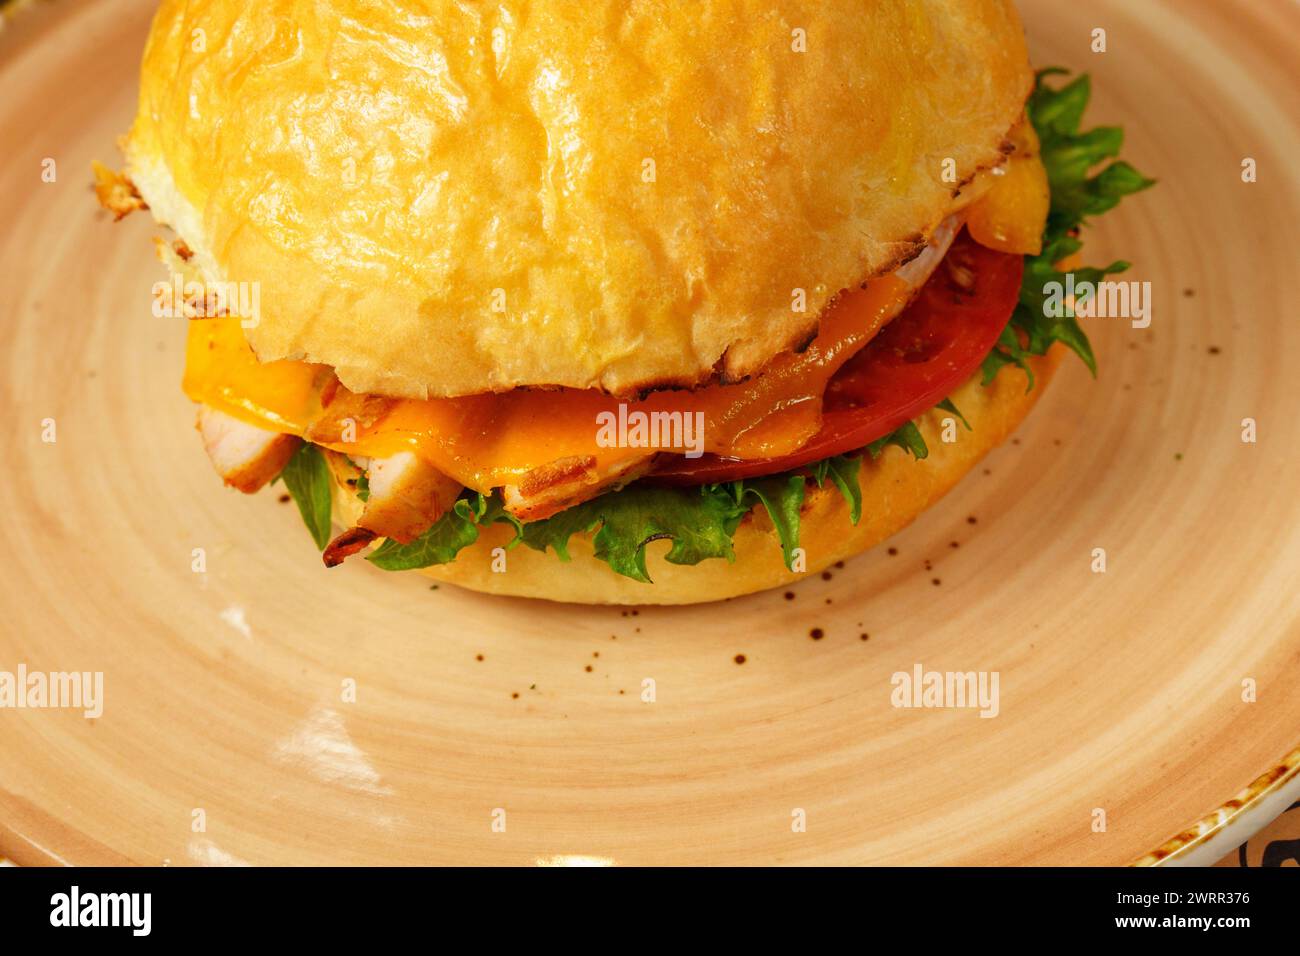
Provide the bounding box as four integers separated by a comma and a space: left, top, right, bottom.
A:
1, 0, 1299, 866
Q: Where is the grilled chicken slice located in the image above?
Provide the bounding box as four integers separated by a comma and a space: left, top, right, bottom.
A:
502, 455, 655, 522
320, 450, 462, 566
304, 378, 395, 444
196, 406, 300, 494
323, 527, 378, 568
357, 451, 461, 544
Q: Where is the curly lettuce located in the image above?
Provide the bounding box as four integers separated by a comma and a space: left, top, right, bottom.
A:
981, 69, 1155, 386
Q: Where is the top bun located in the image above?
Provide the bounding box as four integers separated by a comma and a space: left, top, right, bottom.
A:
126, 0, 1031, 399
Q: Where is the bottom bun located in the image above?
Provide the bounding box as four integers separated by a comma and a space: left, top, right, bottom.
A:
333, 351, 1061, 605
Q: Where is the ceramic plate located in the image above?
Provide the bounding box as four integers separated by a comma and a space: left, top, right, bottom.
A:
1, 0, 1298, 865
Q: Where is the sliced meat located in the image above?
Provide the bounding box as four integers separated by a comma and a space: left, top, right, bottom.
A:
318, 452, 460, 566
357, 452, 461, 544
305, 379, 395, 444
502, 455, 655, 522
196, 406, 300, 494
323, 527, 378, 568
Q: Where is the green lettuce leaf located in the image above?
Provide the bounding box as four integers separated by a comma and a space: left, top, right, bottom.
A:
727, 475, 807, 569
867, 421, 929, 461
277, 442, 333, 551
367, 492, 519, 571
981, 69, 1155, 386
810, 455, 863, 525
936, 398, 971, 431
521, 485, 747, 582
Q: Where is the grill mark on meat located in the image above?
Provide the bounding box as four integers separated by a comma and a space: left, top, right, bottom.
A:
518, 456, 598, 499
306, 383, 395, 442
196, 406, 300, 494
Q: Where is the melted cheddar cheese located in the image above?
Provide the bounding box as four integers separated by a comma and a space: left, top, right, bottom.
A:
186, 276, 910, 491
966, 120, 1049, 256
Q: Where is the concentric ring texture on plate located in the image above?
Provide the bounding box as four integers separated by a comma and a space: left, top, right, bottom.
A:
0, 0, 1297, 865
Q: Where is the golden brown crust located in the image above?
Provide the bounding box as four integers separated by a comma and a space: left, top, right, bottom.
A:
127, 0, 1032, 399
331, 352, 1061, 603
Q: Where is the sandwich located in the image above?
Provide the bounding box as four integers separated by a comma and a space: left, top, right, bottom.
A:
100, 0, 1151, 604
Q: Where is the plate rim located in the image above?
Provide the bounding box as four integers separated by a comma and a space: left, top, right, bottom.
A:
1132, 742, 1300, 867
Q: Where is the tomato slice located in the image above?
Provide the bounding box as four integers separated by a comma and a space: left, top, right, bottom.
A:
653, 229, 1024, 484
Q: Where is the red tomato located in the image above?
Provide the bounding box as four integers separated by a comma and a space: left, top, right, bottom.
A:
653, 230, 1024, 484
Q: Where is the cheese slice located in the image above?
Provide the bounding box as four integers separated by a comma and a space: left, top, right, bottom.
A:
183, 151, 1048, 494
966, 120, 1049, 256
185, 275, 910, 492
